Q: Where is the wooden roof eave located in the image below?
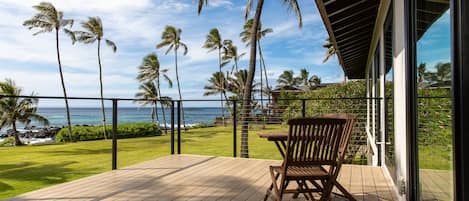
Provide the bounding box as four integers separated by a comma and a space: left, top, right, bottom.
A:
364, 0, 392, 80
315, 0, 346, 70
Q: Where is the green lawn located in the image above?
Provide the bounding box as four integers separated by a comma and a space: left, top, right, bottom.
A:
0, 125, 287, 199
0, 124, 451, 199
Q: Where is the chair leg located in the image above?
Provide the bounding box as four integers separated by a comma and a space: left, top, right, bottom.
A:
319, 178, 335, 201
269, 168, 283, 201
264, 173, 279, 201
333, 180, 357, 201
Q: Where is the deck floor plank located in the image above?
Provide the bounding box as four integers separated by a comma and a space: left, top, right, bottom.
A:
6, 155, 396, 201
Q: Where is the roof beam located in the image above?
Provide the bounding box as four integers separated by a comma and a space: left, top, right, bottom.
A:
334, 22, 374, 40
334, 15, 376, 32
330, 6, 377, 26
328, 0, 367, 17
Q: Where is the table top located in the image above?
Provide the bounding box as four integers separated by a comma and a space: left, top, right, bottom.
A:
257, 132, 288, 141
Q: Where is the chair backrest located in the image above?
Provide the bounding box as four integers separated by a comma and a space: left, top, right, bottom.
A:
320, 113, 356, 161
284, 117, 348, 167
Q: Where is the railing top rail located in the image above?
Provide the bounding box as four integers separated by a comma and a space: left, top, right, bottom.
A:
1, 95, 452, 101
0, 95, 385, 101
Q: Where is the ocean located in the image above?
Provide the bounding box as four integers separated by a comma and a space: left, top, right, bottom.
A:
32, 107, 227, 127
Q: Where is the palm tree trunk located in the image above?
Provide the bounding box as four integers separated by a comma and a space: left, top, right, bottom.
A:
157, 80, 168, 134
97, 40, 107, 140
241, 0, 264, 158
12, 122, 22, 146
56, 29, 73, 142
154, 100, 159, 122
258, 41, 271, 108
174, 49, 186, 128
218, 48, 225, 126
258, 42, 264, 113
151, 106, 155, 123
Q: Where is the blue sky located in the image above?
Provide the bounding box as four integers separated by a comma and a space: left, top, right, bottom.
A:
0, 1, 450, 107
417, 11, 451, 70
0, 0, 344, 107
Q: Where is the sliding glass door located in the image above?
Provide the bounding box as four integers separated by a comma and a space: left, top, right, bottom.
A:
414, 1, 453, 200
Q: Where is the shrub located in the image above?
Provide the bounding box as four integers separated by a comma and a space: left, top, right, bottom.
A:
191, 122, 211, 129
56, 123, 162, 142
0, 137, 15, 147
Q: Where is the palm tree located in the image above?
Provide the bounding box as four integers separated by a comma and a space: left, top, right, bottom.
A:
134, 82, 159, 124
322, 37, 346, 83
227, 69, 248, 99
73, 16, 117, 140
203, 28, 227, 126
0, 79, 49, 146
240, 18, 273, 112
322, 37, 336, 63
297, 68, 321, 88
418, 63, 426, 87
204, 72, 229, 105
298, 68, 310, 87
309, 75, 321, 86
278, 70, 300, 88
426, 62, 451, 85
222, 40, 246, 74
199, 0, 303, 158
137, 53, 173, 133
23, 2, 74, 142
156, 25, 188, 128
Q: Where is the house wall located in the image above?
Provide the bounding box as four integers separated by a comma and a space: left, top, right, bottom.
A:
365, 0, 407, 200
392, 0, 408, 200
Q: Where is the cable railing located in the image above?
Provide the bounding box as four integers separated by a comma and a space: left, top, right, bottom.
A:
0, 95, 382, 168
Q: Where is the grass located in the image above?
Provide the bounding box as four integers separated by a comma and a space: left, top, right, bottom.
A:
0, 124, 287, 199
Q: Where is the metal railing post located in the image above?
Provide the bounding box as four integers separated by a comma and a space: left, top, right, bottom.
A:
302, 99, 306, 117
177, 100, 181, 154
112, 99, 118, 170
233, 100, 237, 158
170, 101, 175, 155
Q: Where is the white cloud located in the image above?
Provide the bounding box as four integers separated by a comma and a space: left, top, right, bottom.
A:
0, 0, 344, 106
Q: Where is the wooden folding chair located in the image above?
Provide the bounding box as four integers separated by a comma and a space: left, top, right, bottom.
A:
265, 117, 355, 201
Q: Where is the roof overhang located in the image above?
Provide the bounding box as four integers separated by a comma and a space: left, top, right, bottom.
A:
315, 0, 449, 79
315, 0, 380, 79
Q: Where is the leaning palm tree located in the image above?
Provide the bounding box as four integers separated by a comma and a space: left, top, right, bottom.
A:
278, 70, 300, 88
322, 37, 346, 83
73, 16, 117, 140
137, 53, 173, 133
156, 25, 188, 128
322, 37, 336, 63
199, 0, 303, 158
23, 2, 74, 142
0, 79, 49, 146
203, 28, 228, 126
222, 40, 246, 74
134, 82, 159, 124
240, 18, 273, 111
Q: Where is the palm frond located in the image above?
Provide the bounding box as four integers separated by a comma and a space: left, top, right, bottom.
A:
64, 28, 76, 44
198, 0, 208, 15
245, 0, 253, 20
105, 39, 117, 52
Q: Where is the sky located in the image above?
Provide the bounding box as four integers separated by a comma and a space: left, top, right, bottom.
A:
0, 0, 345, 107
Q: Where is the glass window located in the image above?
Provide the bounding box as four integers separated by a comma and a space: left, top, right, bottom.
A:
415, 1, 452, 200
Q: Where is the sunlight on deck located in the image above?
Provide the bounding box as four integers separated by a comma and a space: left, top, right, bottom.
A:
7, 155, 397, 201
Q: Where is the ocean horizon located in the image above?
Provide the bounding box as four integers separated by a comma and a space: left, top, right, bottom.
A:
33, 107, 227, 127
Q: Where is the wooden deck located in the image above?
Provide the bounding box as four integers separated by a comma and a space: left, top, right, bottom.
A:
7, 155, 397, 201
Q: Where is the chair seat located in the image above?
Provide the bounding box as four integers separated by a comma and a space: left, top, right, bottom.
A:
271, 165, 329, 178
